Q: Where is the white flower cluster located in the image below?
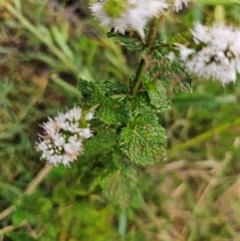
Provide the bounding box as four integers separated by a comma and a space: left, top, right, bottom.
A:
177, 22, 240, 85
36, 107, 94, 166
90, 0, 168, 38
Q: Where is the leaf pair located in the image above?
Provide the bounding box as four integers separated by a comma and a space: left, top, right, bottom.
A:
79, 79, 130, 125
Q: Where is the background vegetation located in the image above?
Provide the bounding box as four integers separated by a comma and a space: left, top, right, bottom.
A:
1, 0, 240, 240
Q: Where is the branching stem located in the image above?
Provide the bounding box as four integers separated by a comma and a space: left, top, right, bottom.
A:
130, 18, 160, 96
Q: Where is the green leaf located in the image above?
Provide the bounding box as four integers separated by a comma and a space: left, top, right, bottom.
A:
142, 75, 171, 112
119, 113, 167, 165
101, 170, 138, 209
84, 129, 117, 157
79, 78, 96, 97
97, 98, 131, 125
95, 80, 128, 96
79, 79, 104, 108
170, 60, 192, 93
145, 40, 192, 94
107, 31, 144, 51
112, 151, 134, 173
168, 32, 191, 46
125, 92, 152, 114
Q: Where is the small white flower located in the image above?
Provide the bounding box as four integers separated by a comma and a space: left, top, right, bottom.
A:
84, 112, 94, 121
173, 0, 190, 12
176, 22, 240, 85
54, 134, 65, 147
90, 0, 168, 38
65, 107, 82, 121
79, 128, 93, 139
166, 51, 176, 62
36, 107, 94, 166
175, 44, 195, 61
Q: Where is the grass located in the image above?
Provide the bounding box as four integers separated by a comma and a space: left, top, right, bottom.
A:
1, 0, 240, 240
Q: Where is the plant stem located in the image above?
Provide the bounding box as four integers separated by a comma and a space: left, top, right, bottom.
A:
214, 5, 225, 23
146, 18, 159, 47
130, 18, 160, 96
129, 59, 145, 96
118, 210, 127, 240
88, 103, 101, 113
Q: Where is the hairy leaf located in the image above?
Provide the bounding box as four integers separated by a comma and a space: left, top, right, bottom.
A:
119, 113, 166, 165
84, 129, 117, 157
142, 74, 171, 112
107, 31, 144, 51
97, 98, 131, 125
95, 80, 128, 96
168, 32, 191, 46
125, 92, 152, 114
79, 78, 103, 108
112, 151, 134, 173
101, 170, 138, 209
145, 40, 192, 93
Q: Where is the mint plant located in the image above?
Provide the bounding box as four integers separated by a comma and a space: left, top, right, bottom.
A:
36, 0, 240, 208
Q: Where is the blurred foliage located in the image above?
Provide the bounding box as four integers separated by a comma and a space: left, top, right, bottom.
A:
1, 0, 240, 241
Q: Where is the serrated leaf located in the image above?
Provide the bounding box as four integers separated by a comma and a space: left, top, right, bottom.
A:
119, 113, 166, 165
142, 74, 171, 112
124, 91, 153, 114
168, 32, 191, 46
84, 129, 117, 157
147, 81, 171, 111
112, 151, 134, 173
79, 78, 96, 97
95, 80, 128, 96
97, 98, 131, 125
145, 40, 192, 94
101, 170, 138, 209
79, 78, 104, 108
107, 31, 144, 51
